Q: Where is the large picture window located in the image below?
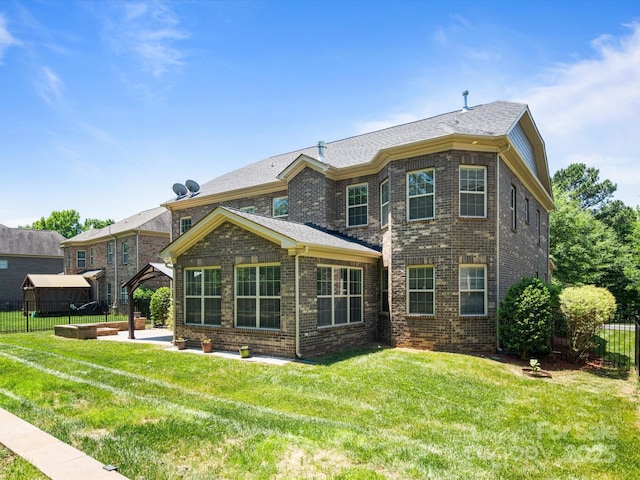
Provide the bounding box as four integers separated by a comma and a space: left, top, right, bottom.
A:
347, 184, 368, 227
236, 265, 280, 329
459, 265, 486, 316
407, 169, 435, 220
407, 266, 434, 315
317, 266, 363, 327
460, 166, 486, 217
185, 268, 222, 326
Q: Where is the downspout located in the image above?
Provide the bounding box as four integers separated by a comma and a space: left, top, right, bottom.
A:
495, 143, 511, 351
294, 245, 309, 358
109, 225, 118, 311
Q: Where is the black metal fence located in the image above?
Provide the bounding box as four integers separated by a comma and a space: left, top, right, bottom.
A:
590, 311, 637, 370
0, 300, 126, 334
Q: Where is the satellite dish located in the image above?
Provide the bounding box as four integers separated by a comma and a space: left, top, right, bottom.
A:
173, 183, 188, 200
185, 179, 200, 197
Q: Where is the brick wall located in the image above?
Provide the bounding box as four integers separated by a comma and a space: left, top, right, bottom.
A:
0, 256, 63, 301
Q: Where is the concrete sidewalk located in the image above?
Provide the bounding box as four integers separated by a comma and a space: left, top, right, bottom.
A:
0, 407, 128, 480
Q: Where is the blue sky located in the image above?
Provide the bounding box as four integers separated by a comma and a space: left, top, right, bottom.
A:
1, 0, 639, 227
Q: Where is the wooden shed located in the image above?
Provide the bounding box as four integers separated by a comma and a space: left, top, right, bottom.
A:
22, 274, 92, 314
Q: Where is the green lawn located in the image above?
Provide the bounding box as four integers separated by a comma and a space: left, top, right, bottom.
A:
0, 444, 48, 480
0, 311, 129, 333
0, 333, 638, 480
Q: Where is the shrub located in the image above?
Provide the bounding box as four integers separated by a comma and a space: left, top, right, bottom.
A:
149, 287, 172, 327
133, 287, 154, 302
560, 285, 617, 363
498, 277, 553, 358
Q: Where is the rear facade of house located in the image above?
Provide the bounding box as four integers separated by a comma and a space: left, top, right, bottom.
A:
161, 100, 554, 358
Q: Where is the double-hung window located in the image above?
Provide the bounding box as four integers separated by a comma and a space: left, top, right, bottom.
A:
380, 179, 389, 227
317, 266, 363, 326
77, 250, 86, 269
273, 196, 289, 218
510, 185, 517, 230
460, 166, 486, 217
459, 265, 486, 316
107, 242, 113, 264
407, 266, 434, 315
89, 247, 94, 266
407, 169, 435, 220
236, 265, 280, 329
121, 287, 128, 305
347, 184, 368, 227
122, 242, 128, 264
185, 268, 222, 325
180, 217, 192, 234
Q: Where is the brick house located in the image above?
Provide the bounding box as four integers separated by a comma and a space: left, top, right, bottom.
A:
61, 207, 171, 312
160, 100, 554, 358
0, 225, 65, 301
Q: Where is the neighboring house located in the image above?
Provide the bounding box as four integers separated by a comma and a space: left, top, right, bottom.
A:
0, 225, 65, 302
160, 100, 554, 358
61, 207, 172, 312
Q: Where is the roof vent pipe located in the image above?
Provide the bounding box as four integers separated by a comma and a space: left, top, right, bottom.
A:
461, 90, 470, 112
317, 141, 326, 162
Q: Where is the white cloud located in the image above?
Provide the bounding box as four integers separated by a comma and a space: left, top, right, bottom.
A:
0, 13, 17, 64
105, 0, 189, 77
37, 66, 64, 107
523, 22, 640, 207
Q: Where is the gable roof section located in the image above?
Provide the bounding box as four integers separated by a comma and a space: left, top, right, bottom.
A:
61, 207, 171, 246
164, 100, 553, 211
160, 207, 381, 264
22, 274, 91, 289
0, 224, 64, 257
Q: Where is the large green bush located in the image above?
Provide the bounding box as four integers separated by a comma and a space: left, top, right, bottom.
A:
560, 285, 617, 363
149, 287, 172, 327
498, 277, 553, 358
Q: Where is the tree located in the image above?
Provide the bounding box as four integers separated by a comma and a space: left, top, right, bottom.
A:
552, 163, 616, 210
21, 210, 113, 238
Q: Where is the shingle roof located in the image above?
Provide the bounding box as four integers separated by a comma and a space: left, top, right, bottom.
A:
61, 207, 171, 245
0, 224, 65, 257
226, 207, 381, 255
167, 101, 527, 202
22, 274, 90, 288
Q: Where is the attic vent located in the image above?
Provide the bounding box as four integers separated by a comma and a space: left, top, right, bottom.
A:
461, 90, 470, 112
317, 141, 326, 162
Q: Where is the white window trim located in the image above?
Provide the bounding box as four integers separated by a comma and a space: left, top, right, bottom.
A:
459, 166, 487, 218
184, 267, 222, 326
239, 206, 255, 214
380, 179, 389, 227
121, 287, 128, 305
406, 265, 435, 316
317, 265, 364, 327
107, 242, 113, 264
180, 216, 192, 234
273, 196, 289, 218
76, 250, 86, 269
459, 264, 487, 317
346, 183, 369, 227
407, 168, 435, 221
89, 247, 94, 266
122, 242, 128, 264
235, 263, 281, 330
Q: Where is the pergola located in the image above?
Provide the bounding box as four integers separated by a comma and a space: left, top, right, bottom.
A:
122, 262, 173, 339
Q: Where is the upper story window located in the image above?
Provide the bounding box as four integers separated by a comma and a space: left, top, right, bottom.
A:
525, 198, 530, 224
317, 266, 363, 327
185, 268, 222, 326
236, 264, 281, 329
347, 183, 368, 227
180, 217, 192, 234
66, 250, 71, 269
407, 266, 434, 315
76, 250, 86, 269
460, 166, 486, 218
459, 265, 486, 316
107, 242, 113, 264
240, 206, 255, 214
122, 242, 129, 264
273, 196, 289, 218
407, 169, 435, 221
510, 185, 517, 231
89, 247, 94, 266
380, 179, 389, 227
536, 209, 541, 245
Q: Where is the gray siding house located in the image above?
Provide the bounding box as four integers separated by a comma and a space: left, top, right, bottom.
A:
61, 207, 171, 312
0, 225, 65, 301
161, 100, 554, 358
